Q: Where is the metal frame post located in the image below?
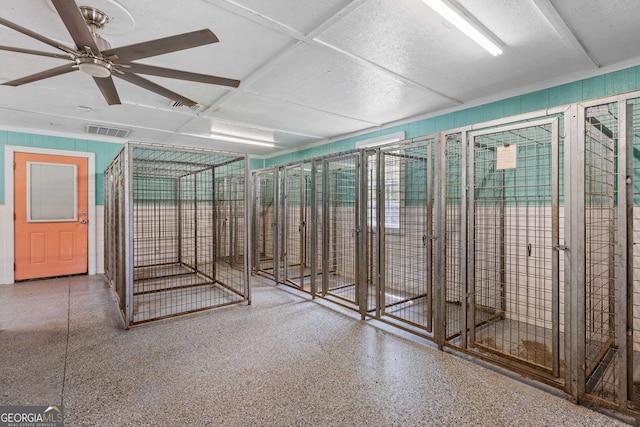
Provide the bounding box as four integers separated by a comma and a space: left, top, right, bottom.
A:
244, 157, 251, 303
273, 167, 281, 283
566, 103, 586, 401
467, 130, 477, 346
434, 133, 446, 348
460, 130, 469, 349
376, 149, 384, 319
551, 118, 561, 378
617, 98, 630, 406
357, 150, 368, 319
124, 143, 134, 328
322, 159, 329, 296
310, 160, 318, 298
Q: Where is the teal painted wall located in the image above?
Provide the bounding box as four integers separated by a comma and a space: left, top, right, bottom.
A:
0, 130, 122, 205
265, 65, 640, 167
249, 158, 265, 170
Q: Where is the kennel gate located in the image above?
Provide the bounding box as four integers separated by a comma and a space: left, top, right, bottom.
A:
469, 118, 563, 378
283, 163, 312, 289
321, 153, 363, 308
252, 168, 279, 281
371, 138, 437, 333
104, 143, 250, 327
442, 132, 467, 347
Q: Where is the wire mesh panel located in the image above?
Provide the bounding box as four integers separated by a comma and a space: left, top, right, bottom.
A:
375, 140, 435, 331
583, 102, 619, 402
284, 164, 306, 288
322, 154, 360, 305
310, 159, 324, 297
277, 168, 286, 283
104, 152, 127, 318
470, 119, 562, 377
215, 174, 246, 285
104, 143, 249, 327
253, 169, 277, 279
444, 132, 466, 346
365, 150, 380, 315
302, 163, 313, 292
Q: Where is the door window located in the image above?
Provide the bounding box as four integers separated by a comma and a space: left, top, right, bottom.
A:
27, 162, 77, 222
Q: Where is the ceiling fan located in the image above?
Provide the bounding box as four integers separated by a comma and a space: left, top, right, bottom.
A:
0, 0, 240, 107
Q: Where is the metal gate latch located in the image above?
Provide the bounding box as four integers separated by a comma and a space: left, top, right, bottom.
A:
552, 245, 569, 251
422, 235, 437, 245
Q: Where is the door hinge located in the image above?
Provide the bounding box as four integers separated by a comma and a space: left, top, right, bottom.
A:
13, 263, 16, 271
14, 213, 16, 221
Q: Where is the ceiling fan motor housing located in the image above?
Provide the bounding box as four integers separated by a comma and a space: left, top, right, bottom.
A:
0, 1, 241, 106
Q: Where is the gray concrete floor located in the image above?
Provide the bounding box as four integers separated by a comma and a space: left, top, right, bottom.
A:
0, 274, 632, 426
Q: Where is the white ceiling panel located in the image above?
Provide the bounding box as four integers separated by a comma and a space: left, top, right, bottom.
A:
210, 91, 374, 140
112, 0, 294, 78
224, 0, 353, 35
318, 0, 588, 103
246, 43, 454, 123
549, 0, 640, 66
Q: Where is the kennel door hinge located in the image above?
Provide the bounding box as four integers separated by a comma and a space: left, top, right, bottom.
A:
553, 244, 569, 251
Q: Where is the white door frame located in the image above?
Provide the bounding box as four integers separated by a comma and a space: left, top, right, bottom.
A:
2, 145, 96, 284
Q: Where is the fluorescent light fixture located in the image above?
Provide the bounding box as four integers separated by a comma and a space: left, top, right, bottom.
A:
209, 132, 275, 148
422, 0, 503, 56
356, 131, 405, 148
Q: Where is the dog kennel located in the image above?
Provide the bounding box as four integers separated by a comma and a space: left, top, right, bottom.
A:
247, 90, 640, 418
104, 142, 250, 327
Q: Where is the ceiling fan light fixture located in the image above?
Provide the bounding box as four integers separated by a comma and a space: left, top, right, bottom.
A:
77, 57, 112, 78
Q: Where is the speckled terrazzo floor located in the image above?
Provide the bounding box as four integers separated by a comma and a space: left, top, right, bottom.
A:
0, 275, 633, 426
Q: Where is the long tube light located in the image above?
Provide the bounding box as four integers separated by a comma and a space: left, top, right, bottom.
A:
208, 132, 275, 148
422, 0, 503, 56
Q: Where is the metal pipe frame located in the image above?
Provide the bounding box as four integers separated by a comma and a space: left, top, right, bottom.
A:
124, 143, 134, 328
244, 157, 252, 304
566, 102, 586, 402
358, 150, 367, 319
434, 133, 446, 348
310, 159, 318, 298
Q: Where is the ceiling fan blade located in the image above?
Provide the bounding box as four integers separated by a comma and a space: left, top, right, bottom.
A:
0, 45, 73, 60
114, 72, 198, 107
51, 0, 100, 53
103, 29, 218, 62
2, 63, 76, 86
123, 63, 240, 88
0, 16, 72, 52
94, 76, 121, 105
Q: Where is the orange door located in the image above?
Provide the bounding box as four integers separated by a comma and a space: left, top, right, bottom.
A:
14, 152, 88, 280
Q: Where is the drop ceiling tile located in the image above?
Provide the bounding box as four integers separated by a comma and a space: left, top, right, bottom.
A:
549, 0, 640, 66
224, 0, 353, 35
317, 0, 591, 102
210, 91, 376, 138
246, 43, 455, 123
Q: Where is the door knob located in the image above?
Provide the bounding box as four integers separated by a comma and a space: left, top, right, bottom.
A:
80, 219, 87, 224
